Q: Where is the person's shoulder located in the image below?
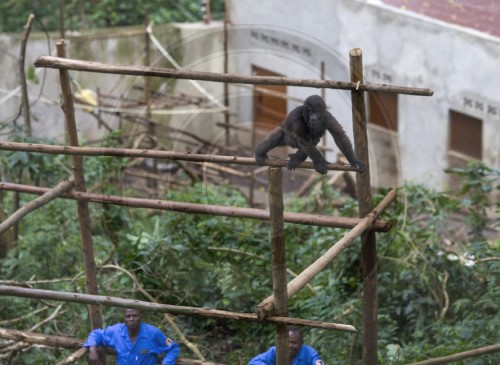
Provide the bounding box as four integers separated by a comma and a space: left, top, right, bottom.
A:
265, 346, 277, 354
97, 322, 125, 335
141, 322, 164, 335
303, 344, 316, 350
302, 344, 320, 355
107, 323, 126, 331
141, 322, 159, 329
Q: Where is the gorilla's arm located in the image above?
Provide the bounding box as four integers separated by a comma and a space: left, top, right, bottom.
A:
325, 113, 365, 172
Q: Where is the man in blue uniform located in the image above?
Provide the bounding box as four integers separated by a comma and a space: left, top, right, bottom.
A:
83, 308, 180, 365
248, 327, 323, 365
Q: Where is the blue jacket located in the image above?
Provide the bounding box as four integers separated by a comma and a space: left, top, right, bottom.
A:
248, 345, 323, 365
83, 322, 180, 365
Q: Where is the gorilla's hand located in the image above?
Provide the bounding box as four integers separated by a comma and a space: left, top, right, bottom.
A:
255, 152, 268, 166
354, 159, 366, 173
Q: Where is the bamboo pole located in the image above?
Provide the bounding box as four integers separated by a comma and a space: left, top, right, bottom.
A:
256, 190, 395, 316
0, 182, 392, 232
223, 0, 230, 146
0, 141, 359, 172
350, 48, 378, 365
0, 286, 356, 332
268, 168, 288, 365
143, 16, 158, 190
56, 348, 87, 365
59, 0, 65, 39
0, 327, 84, 349
406, 343, 500, 365
19, 14, 35, 136
56, 40, 103, 332
34, 56, 434, 96
0, 327, 227, 365
0, 179, 74, 235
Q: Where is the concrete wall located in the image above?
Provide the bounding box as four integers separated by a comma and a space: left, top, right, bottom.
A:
0, 22, 226, 149
2, 6, 498, 190
228, 0, 500, 190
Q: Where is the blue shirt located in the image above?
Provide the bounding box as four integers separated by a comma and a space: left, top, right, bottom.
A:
248, 345, 323, 365
83, 322, 180, 365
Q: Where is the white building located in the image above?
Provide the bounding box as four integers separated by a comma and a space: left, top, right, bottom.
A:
226, 0, 500, 190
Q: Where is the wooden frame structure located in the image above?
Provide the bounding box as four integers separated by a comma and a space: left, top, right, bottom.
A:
0, 41, 433, 365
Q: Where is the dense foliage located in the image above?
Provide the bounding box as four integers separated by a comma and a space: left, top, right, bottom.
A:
0, 0, 226, 33
0, 135, 498, 364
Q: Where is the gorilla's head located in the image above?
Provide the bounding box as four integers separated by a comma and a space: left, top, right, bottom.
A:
303, 95, 326, 131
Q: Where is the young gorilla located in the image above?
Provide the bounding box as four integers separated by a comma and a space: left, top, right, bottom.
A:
255, 94, 365, 174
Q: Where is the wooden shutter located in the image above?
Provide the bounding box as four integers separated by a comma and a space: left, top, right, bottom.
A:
252, 66, 287, 131
368, 92, 398, 132
449, 111, 482, 159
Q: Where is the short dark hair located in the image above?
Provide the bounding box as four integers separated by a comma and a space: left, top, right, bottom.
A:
288, 326, 303, 339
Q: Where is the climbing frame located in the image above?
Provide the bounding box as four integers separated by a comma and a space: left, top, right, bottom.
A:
0, 41, 432, 365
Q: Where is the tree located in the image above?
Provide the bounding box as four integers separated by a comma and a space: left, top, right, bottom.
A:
0, 0, 227, 33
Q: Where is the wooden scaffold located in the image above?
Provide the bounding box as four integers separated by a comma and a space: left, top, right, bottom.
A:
0, 40, 435, 365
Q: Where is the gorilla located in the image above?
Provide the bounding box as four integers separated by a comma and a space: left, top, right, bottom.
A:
255, 95, 365, 174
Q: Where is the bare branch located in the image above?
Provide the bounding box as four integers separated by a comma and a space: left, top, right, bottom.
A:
0, 180, 74, 235
406, 343, 500, 365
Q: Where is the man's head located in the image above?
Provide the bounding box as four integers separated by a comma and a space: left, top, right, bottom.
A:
288, 326, 304, 360
123, 308, 142, 331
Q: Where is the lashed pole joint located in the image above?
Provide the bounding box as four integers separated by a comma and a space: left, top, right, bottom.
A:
256, 189, 396, 316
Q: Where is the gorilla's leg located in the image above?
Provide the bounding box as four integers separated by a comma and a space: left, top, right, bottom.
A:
301, 145, 329, 174
255, 128, 285, 166
287, 150, 307, 170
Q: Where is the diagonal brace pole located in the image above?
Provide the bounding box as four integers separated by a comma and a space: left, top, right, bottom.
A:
0, 180, 74, 235
256, 189, 396, 316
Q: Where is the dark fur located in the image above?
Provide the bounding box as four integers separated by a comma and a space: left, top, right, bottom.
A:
255, 95, 365, 174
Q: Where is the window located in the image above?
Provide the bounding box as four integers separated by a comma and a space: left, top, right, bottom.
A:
368, 92, 398, 132
449, 110, 482, 159
251, 66, 288, 159
252, 66, 287, 131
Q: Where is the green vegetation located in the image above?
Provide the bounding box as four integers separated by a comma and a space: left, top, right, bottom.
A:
0, 134, 498, 364
0, 0, 226, 33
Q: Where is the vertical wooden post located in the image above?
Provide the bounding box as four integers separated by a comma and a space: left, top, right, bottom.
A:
268, 167, 288, 365
203, 0, 212, 24
144, 14, 157, 191
59, 0, 65, 39
320, 61, 327, 150
19, 14, 35, 137
223, 0, 230, 146
56, 40, 104, 332
349, 48, 377, 365
144, 14, 152, 120
249, 86, 257, 207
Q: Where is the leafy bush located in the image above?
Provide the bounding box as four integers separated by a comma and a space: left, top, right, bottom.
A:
0, 153, 498, 364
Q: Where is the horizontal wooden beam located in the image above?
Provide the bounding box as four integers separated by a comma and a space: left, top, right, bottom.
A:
0, 182, 392, 232
0, 286, 357, 332
0, 141, 358, 172
34, 56, 433, 96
